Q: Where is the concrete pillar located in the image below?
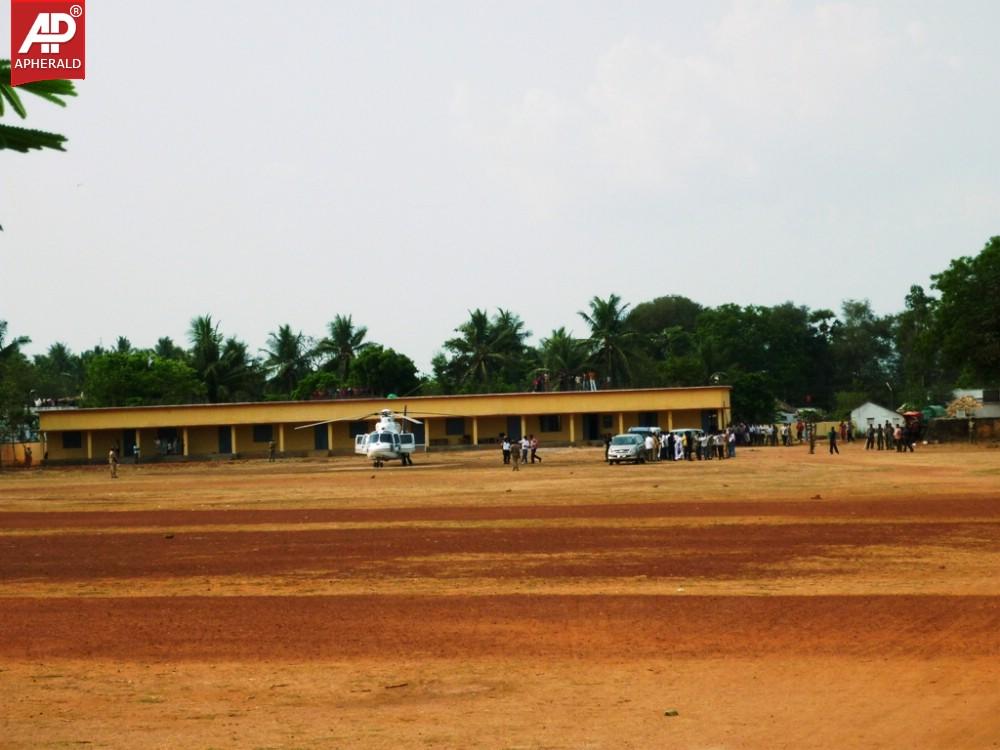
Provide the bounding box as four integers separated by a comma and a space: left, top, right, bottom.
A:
568, 414, 575, 444
424, 418, 430, 452
86, 430, 93, 461
326, 423, 334, 454
717, 408, 724, 429
230, 425, 238, 456
520, 416, 527, 438
278, 423, 285, 453
667, 410, 674, 431
472, 417, 479, 446
618, 413, 624, 434
135, 430, 142, 451
182, 427, 189, 457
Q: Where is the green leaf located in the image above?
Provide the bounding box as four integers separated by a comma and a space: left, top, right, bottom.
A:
0, 82, 27, 118
0, 123, 67, 152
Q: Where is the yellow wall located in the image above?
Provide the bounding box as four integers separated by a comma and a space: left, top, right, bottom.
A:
39, 387, 732, 460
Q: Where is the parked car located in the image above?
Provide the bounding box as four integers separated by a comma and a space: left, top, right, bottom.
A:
627, 426, 663, 438
607, 433, 646, 464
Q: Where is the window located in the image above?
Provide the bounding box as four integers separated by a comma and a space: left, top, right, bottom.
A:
638, 411, 658, 427
601, 415, 613, 429
446, 418, 465, 435
539, 415, 561, 432
252, 424, 273, 443
62, 431, 82, 449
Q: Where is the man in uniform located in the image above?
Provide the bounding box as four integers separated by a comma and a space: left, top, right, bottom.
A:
108, 448, 119, 479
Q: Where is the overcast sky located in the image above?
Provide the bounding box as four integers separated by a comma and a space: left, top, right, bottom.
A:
3, 1, 999, 372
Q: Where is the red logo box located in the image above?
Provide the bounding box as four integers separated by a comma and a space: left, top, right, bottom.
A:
10, 0, 85, 86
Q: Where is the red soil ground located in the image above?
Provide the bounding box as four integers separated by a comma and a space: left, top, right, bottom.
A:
1, 443, 998, 748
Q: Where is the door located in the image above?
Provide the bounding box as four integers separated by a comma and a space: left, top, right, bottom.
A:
506, 416, 522, 441
313, 424, 328, 450
411, 420, 425, 446
122, 429, 136, 457
701, 409, 718, 433
218, 426, 232, 454
582, 414, 600, 441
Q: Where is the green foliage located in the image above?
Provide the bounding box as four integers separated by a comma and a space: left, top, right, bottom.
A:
537, 327, 590, 390
292, 371, 341, 400
0, 59, 76, 153
261, 324, 312, 397
348, 345, 419, 397
82, 352, 204, 407
313, 314, 369, 380
730, 372, 778, 423
578, 294, 637, 387
187, 315, 263, 402
931, 237, 1000, 387
0, 321, 34, 444
439, 308, 531, 392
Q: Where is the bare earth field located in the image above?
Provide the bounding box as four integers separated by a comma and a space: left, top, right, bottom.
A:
1, 443, 999, 749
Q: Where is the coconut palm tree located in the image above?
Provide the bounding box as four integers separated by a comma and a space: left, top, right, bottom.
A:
261, 324, 311, 396
538, 327, 590, 390
188, 315, 262, 402
314, 314, 370, 381
578, 294, 637, 387
0, 321, 29, 363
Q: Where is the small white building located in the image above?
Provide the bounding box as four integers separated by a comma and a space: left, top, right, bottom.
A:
951, 389, 1000, 418
850, 402, 904, 432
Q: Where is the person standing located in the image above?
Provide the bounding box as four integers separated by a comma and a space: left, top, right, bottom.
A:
134, 444, 141, 465
108, 449, 119, 479
644, 434, 655, 463
511, 444, 521, 471
808, 424, 816, 454
603, 433, 612, 462
828, 426, 840, 455
520, 436, 530, 464
530, 435, 541, 463
865, 425, 875, 450
884, 420, 894, 450
876, 425, 884, 451
501, 436, 512, 465
24, 446, 33, 468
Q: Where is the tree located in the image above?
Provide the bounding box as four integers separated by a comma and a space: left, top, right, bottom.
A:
730, 371, 778, 424
154, 337, 187, 361
0, 321, 34, 452
538, 327, 589, 390
0, 59, 76, 153
894, 285, 944, 404
348, 345, 419, 397
578, 294, 637, 387
187, 315, 263, 402
931, 237, 1000, 387
261, 324, 311, 397
32, 342, 83, 400
829, 299, 896, 404
83, 352, 204, 407
314, 314, 370, 381
442, 308, 528, 391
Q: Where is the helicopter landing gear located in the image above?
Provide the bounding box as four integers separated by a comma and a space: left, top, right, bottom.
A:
373, 458, 384, 469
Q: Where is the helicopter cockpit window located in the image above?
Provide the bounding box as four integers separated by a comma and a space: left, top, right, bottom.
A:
380, 433, 394, 443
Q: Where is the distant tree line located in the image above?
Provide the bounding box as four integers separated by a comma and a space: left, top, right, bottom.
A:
1, 237, 998, 438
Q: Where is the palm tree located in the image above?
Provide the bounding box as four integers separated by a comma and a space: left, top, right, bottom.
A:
538, 327, 590, 390
188, 315, 223, 401
261, 324, 311, 396
578, 294, 637, 387
444, 309, 507, 388
0, 59, 76, 153
0, 321, 30, 363
314, 314, 369, 381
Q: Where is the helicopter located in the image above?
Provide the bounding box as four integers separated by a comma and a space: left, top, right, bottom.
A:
296, 408, 422, 468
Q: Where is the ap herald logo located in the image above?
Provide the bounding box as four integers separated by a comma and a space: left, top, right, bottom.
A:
10, 0, 85, 86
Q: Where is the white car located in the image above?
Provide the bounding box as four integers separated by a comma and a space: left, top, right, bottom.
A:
607, 433, 646, 464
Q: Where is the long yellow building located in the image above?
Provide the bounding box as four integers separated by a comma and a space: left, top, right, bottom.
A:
38, 386, 731, 463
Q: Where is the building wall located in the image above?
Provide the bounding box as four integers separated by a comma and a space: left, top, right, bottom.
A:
40, 387, 732, 461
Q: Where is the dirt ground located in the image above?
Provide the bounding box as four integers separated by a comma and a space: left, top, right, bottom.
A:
1, 442, 999, 749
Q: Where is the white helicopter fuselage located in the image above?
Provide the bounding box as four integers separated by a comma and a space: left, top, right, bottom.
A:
354, 410, 417, 465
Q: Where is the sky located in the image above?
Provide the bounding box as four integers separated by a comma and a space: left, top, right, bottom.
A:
3, 0, 999, 372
